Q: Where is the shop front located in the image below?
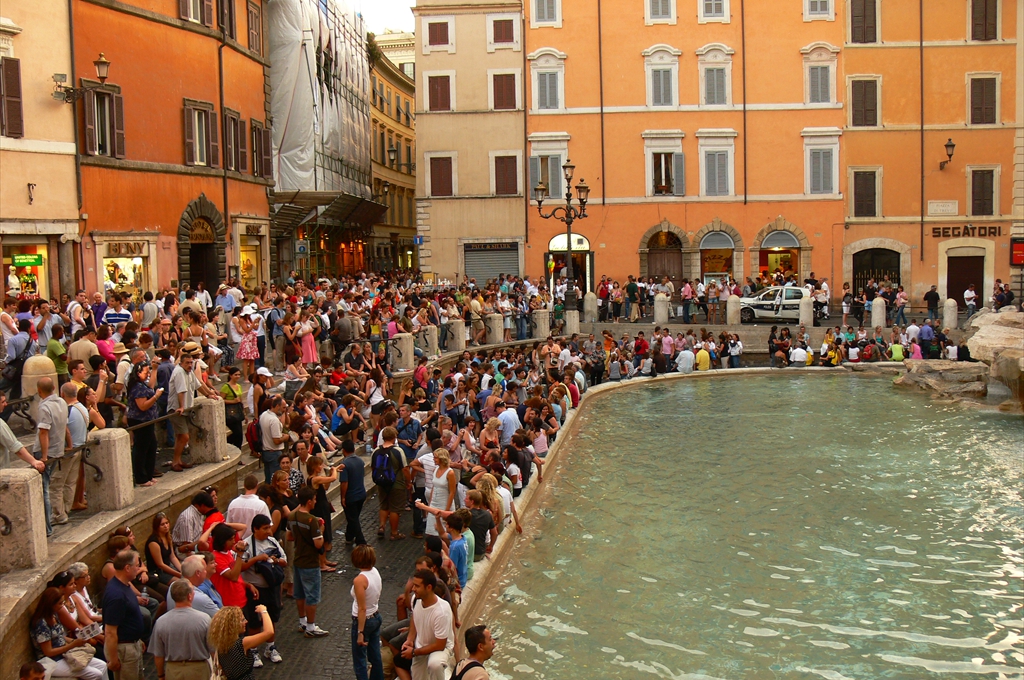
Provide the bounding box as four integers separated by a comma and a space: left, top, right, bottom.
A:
758, 230, 801, 280
88, 232, 160, 301
2, 245, 49, 299
699, 232, 735, 285
463, 240, 522, 285
544, 233, 591, 293
233, 218, 271, 291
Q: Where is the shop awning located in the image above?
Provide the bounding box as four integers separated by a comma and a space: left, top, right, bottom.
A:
270, 191, 389, 233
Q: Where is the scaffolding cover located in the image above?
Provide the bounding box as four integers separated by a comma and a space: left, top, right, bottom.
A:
268, 0, 372, 197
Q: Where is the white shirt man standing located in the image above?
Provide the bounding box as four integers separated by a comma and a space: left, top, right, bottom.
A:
402, 569, 453, 680
225, 474, 271, 540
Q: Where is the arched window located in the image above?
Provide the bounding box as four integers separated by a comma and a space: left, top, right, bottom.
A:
700, 232, 735, 249
761, 231, 800, 249
648, 231, 683, 249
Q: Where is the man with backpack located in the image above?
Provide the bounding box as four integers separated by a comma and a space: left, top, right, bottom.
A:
372, 426, 410, 541
453, 624, 496, 680
241, 514, 287, 666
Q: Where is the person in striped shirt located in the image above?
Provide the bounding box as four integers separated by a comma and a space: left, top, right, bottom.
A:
102, 295, 132, 326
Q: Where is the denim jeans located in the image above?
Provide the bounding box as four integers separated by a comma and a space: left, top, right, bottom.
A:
928, 308, 939, 321
412, 487, 427, 536
624, 298, 632, 320
516, 316, 528, 340
263, 455, 281, 485
894, 307, 908, 326
351, 611, 383, 680
39, 454, 52, 535
256, 335, 266, 368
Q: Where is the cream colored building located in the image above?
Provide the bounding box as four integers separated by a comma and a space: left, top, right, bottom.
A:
0, 3, 79, 300
413, 0, 526, 283
371, 53, 417, 271
377, 30, 416, 80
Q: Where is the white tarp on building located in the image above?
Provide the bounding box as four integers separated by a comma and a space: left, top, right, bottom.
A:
268, 0, 372, 197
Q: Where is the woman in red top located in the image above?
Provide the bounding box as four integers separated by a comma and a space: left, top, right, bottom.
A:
210, 523, 253, 608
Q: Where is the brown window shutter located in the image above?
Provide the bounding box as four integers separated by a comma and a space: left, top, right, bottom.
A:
863, 0, 876, 42
224, 113, 236, 170
202, 0, 214, 27
237, 118, 247, 172
428, 22, 448, 46
1, 58, 23, 139
438, 76, 450, 110
84, 89, 98, 155
494, 19, 514, 43
248, 3, 261, 54
493, 74, 515, 110
112, 93, 126, 158
982, 78, 996, 123
853, 171, 875, 217
183, 106, 195, 165
985, 0, 997, 39
495, 156, 517, 195
180, 0, 190, 19
972, 170, 994, 215
972, 0, 986, 39
430, 157, 452, 196
208, 109, 220, 167
261, 126, 272, 178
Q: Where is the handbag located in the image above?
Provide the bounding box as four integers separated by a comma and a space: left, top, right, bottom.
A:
211, 651, 225, 680
1, 339, 30, 382
63, 643, 96, 673
251, 535, 286, 587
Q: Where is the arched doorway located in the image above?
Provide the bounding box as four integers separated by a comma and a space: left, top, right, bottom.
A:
852, 248, 900, 292
646, 231, 684, 283
545, 232, 593, 294
177, 194, 226, 289
699, 231, 735, 284
759, 230, 802, 281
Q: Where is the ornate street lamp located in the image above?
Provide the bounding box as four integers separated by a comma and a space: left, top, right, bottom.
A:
534, 158, 590, 310
52, 54, 111, 103
939, 138, 956, 170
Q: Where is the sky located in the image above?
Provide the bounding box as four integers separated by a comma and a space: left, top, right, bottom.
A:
357, 0, 416, 35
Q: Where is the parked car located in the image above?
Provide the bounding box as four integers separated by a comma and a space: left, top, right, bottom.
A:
738, 286, 809, 323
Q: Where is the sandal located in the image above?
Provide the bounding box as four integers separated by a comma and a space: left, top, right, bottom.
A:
390, 533, 407, 541
325, 560, 338, 567
171, 464, 185, 472
320, 566, 337, 573
377, 527, 385, 538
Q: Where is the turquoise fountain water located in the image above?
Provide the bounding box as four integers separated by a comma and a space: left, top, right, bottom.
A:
479, 374, 1023, 679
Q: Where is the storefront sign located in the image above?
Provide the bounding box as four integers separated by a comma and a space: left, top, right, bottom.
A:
927, 200, 958, 216
189, 218, 215, 244
106, 241, 147, 257
464, 242, 518, 252
1011, 238, 1024, 267
931, 225, 1002, 238
12, 254, 43, 267
245, 224, 264, 236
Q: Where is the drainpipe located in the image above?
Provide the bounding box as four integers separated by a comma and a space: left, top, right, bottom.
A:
219, 35, 230, 281
68, 0, 85, 290
523, 12, 529, 246
740, 0, 747, 205
598, 0, 606, 206
918, 0, 924, 262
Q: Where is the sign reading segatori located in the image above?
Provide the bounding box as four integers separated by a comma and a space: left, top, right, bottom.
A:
931, 225, 1002, 238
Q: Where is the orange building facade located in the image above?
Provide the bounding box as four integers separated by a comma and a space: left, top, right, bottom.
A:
73, 0, 273, 295
522, 0, 1021, 304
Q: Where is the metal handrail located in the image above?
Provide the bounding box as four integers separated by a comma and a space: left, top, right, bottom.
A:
4, 395, 36, 428
0, 480, 11, 536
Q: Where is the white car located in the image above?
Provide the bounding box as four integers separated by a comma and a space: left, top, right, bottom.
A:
738, 286, 809, 323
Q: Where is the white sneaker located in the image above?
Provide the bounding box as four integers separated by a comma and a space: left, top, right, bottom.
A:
304, 625, 330, 638
266, 647, 283, 663
252, 653, 264, 668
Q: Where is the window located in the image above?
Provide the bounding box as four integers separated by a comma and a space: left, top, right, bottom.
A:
850, 0, 877, 43
429, 156, 454, 196
808, 148, 834, 194
534, 0, 559, 25
704, 151, 729, 196
700, 0, 728, 22
493, 19, 514, 43
428, 75, 451, 111
652, 153, 685, 195
536, 72, 559, 109
704, 67, 727, 105
223, 110, 247, 172
808, 65, 830, 103
405, 100, 412, 125
427, 22, 449, 46
387, 133, 394, 166
971, 169, 994, 215
971, 0, 997, 41
247, 3, 262, 55
402, 63, 414, 79
492, 73, 517, 110
646, 0, 675, 24
494, 156, 518, 195
379, 129, 385, 162
183, 100, 218, 167
853, 170, 877, 217
405, 143, 412, 171
651, 69, 674, 106
970, 77, 997, 125
182, 0, 212, 26
529, 155, 563, 199
851, 79, 878, 126
0, 57, 24, 139
251, 119, 272, 178
84, 90, 125, 157
218, 0, 235, 38
807, 0, 829, 16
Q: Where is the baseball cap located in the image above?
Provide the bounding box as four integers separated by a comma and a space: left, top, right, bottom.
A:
256, 367, 273, 377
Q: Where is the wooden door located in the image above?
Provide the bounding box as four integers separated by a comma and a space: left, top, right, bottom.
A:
648, 249, 683, 283
946, 256, 984, 308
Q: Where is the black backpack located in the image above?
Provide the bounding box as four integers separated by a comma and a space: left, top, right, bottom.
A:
371, 446, 398, 487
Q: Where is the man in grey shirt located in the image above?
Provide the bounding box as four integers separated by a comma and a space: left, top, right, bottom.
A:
149, 579, 212, 680
182, 555, 221, 618
35, 377, 70, 535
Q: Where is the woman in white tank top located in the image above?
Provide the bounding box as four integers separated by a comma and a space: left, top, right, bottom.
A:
426, 448, 458, 537
350, 544, 384, 680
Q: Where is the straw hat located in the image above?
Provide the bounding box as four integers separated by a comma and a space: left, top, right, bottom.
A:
111, 342, 129, 355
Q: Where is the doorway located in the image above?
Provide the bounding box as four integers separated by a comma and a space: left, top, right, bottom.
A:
946, 256, 985, 308
853, 248, 900, 292
647, 231, 684, 283
189, 243, 220, 290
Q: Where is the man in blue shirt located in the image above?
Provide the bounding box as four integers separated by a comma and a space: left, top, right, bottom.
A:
215, 284, 236, 314
102, 550, 148, 679
918, 319, 936, 358
395, 404, 423, 461
338, 440, 367, 545
101, 295, 132, 326
1, 319, 36, 400
182, 554, 222, 617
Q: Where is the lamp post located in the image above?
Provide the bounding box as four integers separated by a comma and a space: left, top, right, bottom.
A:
52, 54, 111, 103
534, 159, 590, 311
939, 138, 956, 170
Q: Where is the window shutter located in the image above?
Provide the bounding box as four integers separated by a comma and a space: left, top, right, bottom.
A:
179, 0, 190, 19
430, 157, 453, 196
529, 156, 541, 195
261, 126, 273, 178
821, 149, 832, 193
220, 0, 230, 33
494, 19, 514, 42
1, 58, 23, 139
652, 70, 663, 105
223, 114, 235, 170
237, 118, 247, 173
248, 3, 261, 54
862, 80, 877, 125
853, 171, 875, 217
83, 90, 97, 155
493, 74, 516, 110
809, 66, 829, 103
705, 152, 718, 195
972, 170, 994, 215
972, 0, 986, 39
715, 152, 729, 195
202, 0, 214, 26
981, 78, 996, 123
851, 0, 875, 43
429, 76, 450, 111
810, 150, 823, 193
428, 22, 448, 46
705, 68, 725, 105
672, 153, 686, 196
984, 0, 997, 40
112, 93, 126, 158
207, 109, 219, 168
547, 155, 562, 198
183, 107, 195, 165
